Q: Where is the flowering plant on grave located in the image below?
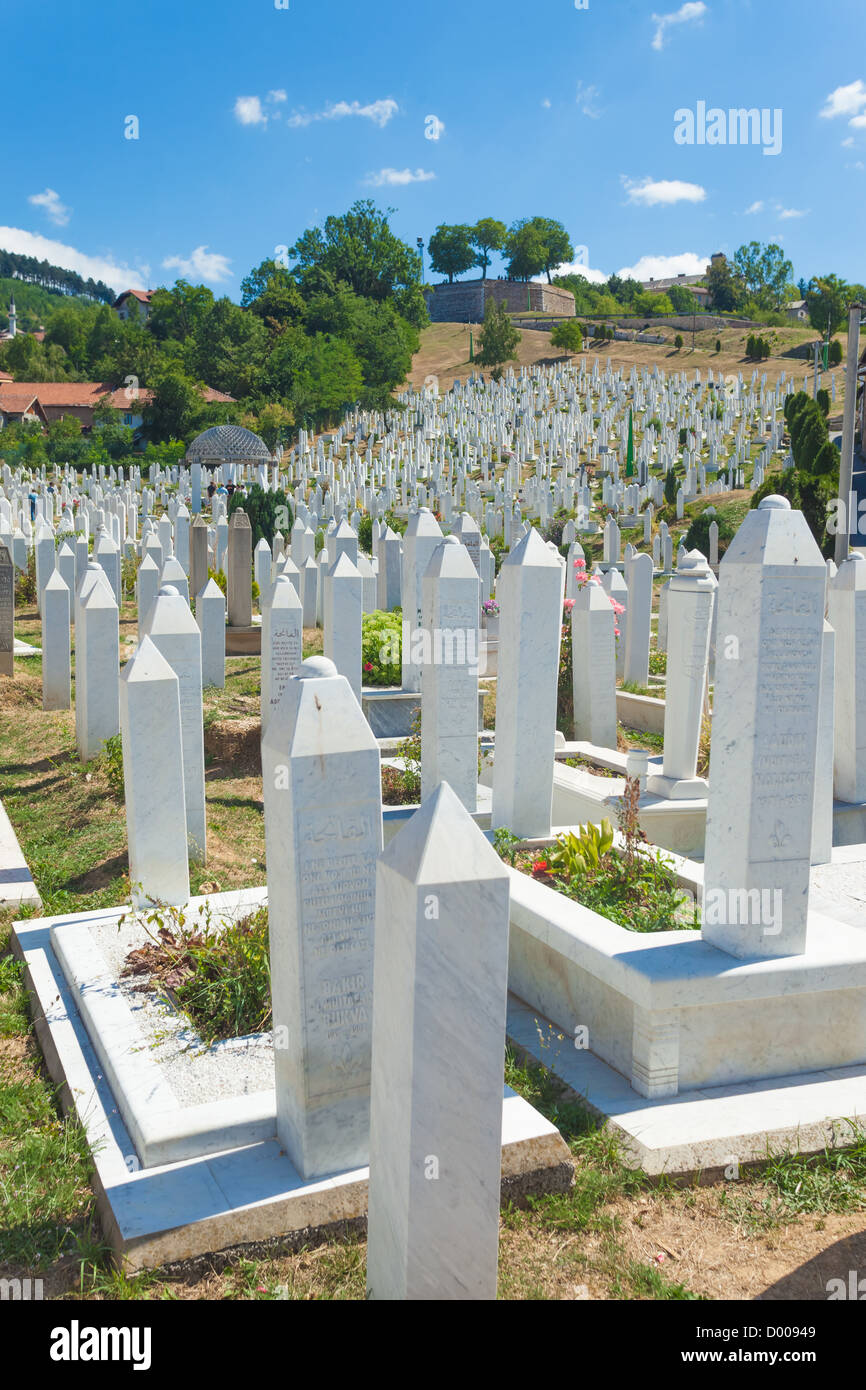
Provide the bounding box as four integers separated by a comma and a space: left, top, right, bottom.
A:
482, 599, 499, 616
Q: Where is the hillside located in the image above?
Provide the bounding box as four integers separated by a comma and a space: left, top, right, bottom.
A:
406, 319, 851, 416
0, 277, 95, 335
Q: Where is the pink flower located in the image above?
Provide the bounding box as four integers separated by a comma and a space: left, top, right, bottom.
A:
563, 599, 575, 612
610, 600, 625, 616
574, 559, 586, 571
364, 661, 374, 672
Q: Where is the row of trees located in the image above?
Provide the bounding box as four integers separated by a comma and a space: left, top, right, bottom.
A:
428, 217, 574, 284
0, 202, 428, 446
0, 249, 114, 304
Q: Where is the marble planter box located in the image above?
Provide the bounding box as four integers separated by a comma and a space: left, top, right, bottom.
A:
0, 798, 41, 910
507, 866, 866, 1101
12, 890, 573, 1271
551, 762, 707, 856
362, 687, 486, 739
615, 689, 666, 736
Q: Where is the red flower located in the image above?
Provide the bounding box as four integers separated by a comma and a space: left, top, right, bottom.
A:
532, 859, 549, 876
364, 661, 374, 672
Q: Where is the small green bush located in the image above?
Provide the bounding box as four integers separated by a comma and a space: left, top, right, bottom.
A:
362, 609, 402, 686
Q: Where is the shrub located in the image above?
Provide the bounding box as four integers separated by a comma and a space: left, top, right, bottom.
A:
817, 388, 831, 418
227, 484, 293, 549
751, 470, 837, 556
684, 509, 735, 560
664, 468, 679, 507
362, 609, 402, 686
829, 338, 843, 367
357, 515, 373, 554
100, 733, 125, 797
715, 338, 721, 354
674, 334, 684, 351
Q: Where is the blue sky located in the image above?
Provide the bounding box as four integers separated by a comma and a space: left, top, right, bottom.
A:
3, 0, 864, 299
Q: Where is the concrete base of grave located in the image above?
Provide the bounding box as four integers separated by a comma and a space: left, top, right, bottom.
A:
506, 859, 866, 1149
615, 689, 666, 735
645, 761, 709, 801
225, 624, 261, 656
11, 890, 573, 1273
13, 638, 41, 657
507, 996, 866, 1178
0, 799, 41, 910
833, 798, 866, 847
383, 784, 492, 845
551, 761, 707, 856
362, 687, 486, 739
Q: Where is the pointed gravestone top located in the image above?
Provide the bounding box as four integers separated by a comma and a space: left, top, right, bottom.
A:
381, 781, 505, 886
331, 551, 361, 579
503, 524, 560, 568
121, 632, 176, 685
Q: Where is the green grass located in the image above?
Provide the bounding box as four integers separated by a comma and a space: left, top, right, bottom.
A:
0, 1076, 101, 1271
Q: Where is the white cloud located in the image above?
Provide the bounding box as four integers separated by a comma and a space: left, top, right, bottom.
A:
576, 82, 602, 119
0, 226, 146, 293
617, 252, 710, 281
541, 98, 552, 109
535, 261, 608, 284
364, 168, 435, 187
162, 245, 232, 284
744, 200, 764, 214
288, 98, 398, 130
820, 80, 866, 120
651, 2, 708, 51
28, 188, 71, 227
842, 136, 855, 147
778, 206, 809, 219
268, 89, 287, 103
234, 95, 267, 126
623, 175, 706, 205
851, 114, 866, 129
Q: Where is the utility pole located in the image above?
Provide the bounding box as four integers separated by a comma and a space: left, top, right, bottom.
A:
835, 302, 863, 565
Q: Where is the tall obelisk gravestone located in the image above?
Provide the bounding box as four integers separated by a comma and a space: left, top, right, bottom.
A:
0, 543, 14, 677
703, 497, 826, 959
261, 657, 382, 1180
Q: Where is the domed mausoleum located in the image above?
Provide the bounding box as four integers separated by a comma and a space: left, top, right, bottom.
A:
186, 424, 271, 467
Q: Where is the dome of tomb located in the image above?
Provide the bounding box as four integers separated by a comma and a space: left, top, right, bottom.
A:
186, 424, 271, 463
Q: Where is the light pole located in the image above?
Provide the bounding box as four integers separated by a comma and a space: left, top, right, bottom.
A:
835, 302, 863, 565
416, 237, 424, 283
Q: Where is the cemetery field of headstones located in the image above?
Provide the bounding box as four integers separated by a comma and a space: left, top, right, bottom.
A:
2, 351, 866, 1303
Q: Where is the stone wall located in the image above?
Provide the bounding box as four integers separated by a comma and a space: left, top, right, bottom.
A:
425, 279, 575, 322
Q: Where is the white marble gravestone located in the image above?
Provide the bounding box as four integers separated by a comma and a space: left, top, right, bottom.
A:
366, 782, 511, 1302
142, 585, 207, 862
120, 636, 190, 909
646, 551, 716, 798
195, 578, 226, 690
828, 554, 866, 805
75, 579, 119, 762
491, 528, 562, 838
571, 580, 617, 748
261, 656, 382, 1180
324, 553, 363, 701
420, 538, 480, 812
42, 570, 71, 711
261, 574, 303, 733
702, 498, 826, 960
